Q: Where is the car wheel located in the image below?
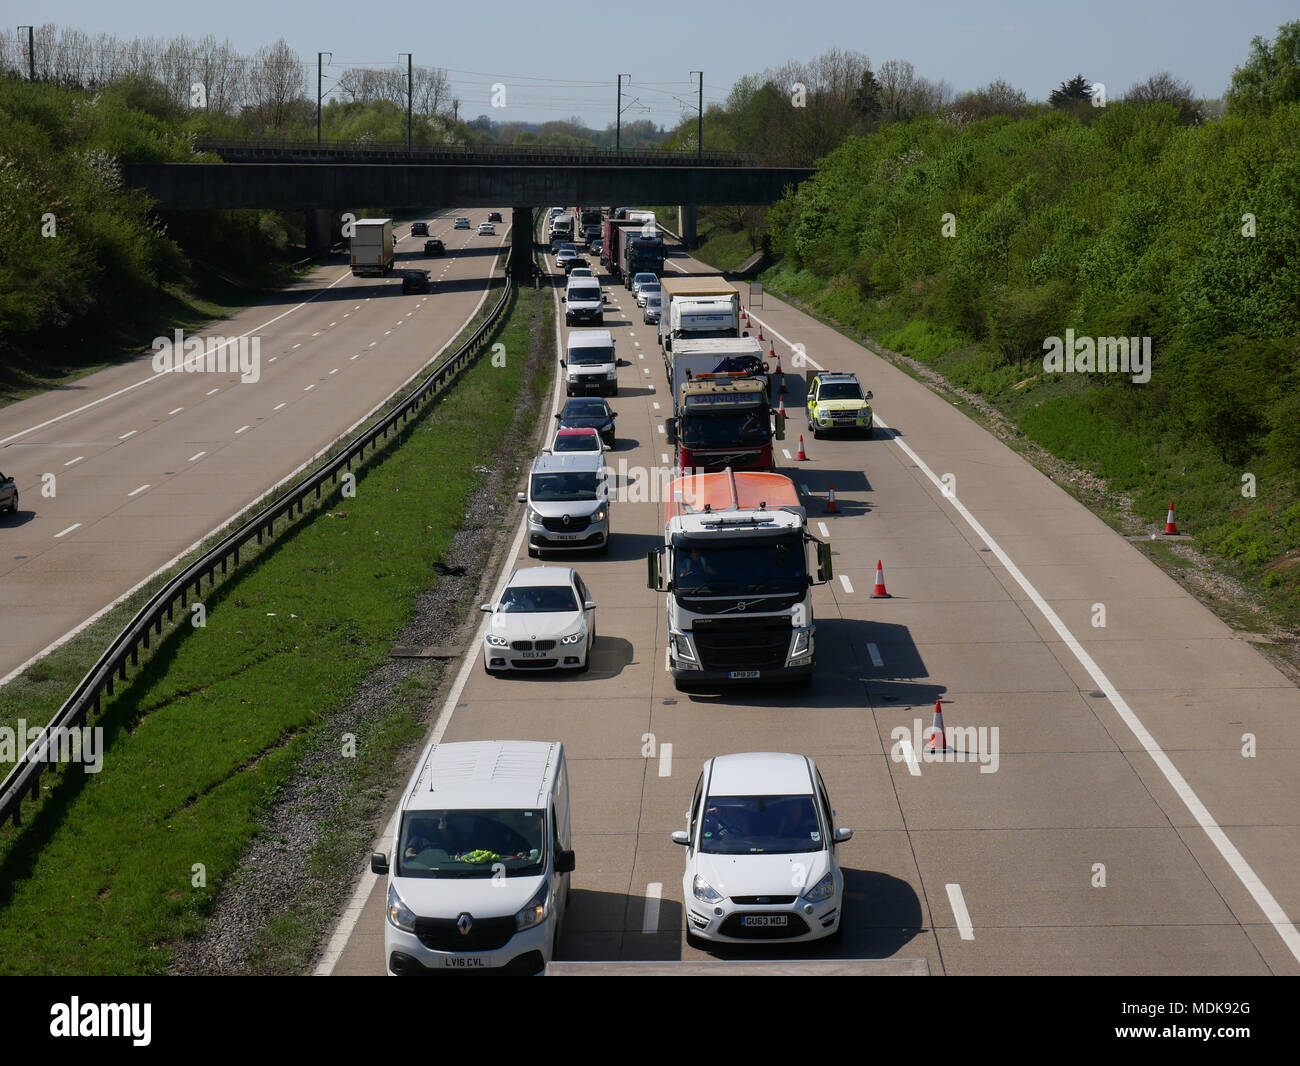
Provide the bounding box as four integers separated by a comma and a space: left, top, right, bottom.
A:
575, 644, 590, 673
528, 546, 539, 558
482, 657, 495, 676
812, 427, 823, 440
685, 929, 708, 950
8, 492, 16, 513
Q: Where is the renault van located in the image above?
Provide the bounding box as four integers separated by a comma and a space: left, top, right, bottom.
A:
372, 740, 575, 975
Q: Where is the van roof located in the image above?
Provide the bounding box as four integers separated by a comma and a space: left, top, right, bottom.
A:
567, 329, 614, 348
406, 740, 561, 811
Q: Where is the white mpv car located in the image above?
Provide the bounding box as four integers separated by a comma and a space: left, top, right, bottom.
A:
672, 752, 852, 945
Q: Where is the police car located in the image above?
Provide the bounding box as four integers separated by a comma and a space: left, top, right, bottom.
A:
804, 371, 873, 439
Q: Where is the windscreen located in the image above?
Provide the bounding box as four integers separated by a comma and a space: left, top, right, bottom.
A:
567, 345, 613, 366
497, 584, 580, 613
564, 399, 608, 417
817, 382, 864, 401
680, 408, 770, 449
673, 537, 805, 596
568, 285, 602, 303
531, 472, 600, 501
398, 809, 547, 877
698, 795, 823, 855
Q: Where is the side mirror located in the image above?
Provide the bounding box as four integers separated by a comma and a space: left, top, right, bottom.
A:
560, 358, 567, 367
554, 413, 562, 421
583, 601, 597, 610
866, 390, 873, 400
742, 331, 749, 338
370, 852, 389, 875
665, 418, 678, 446
602, 293, 608, 302
647, 546, 665, 592
670, 831, 689, 846
516, 491, 526, 503
834, 827, 853, 844
774, 411, 786, 441
556, 849, 577, 874
816, 539, 833, 584
560, 296, 566, 302
479, 603, 493, 612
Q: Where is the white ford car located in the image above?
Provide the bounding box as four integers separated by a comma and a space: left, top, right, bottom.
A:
480, 566, 596, 673
672, 752, 852, 945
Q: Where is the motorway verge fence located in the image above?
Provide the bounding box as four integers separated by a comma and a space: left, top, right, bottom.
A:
0, 275, 513, 830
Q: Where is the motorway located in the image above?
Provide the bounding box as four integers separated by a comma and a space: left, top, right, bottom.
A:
0, 210, 509, 683
326, 228, 1300, 976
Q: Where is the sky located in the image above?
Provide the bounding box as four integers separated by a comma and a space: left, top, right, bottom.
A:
2, 0, 1294, 126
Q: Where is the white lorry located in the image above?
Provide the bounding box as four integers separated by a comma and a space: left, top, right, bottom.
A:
658, 277, 742, 352
350, 218, 395, 277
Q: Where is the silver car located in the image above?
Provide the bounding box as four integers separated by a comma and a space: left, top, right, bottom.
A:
0, 471, 16, 514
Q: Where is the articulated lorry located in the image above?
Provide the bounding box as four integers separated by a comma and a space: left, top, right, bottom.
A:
657, 277, 741, 351
350, 218, 395, 277
612, 223, 664, 286
600, 217, 638, 270
665, 338, 782, 474
577, 206, 603, 242
647, 467, 832, 689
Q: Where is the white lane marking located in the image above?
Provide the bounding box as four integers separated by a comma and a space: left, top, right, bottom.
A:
0, 272, 358, 448
648, 384, 654, 392
206, 388, 219, 396
652, 402, 660, 410
638, 352, 644, 359
643, 368, 649, 375
782, 449, 792, 460
350, 354, 360, 360
293, 343, 302, 349
658, 743, 673, 778
329, 369, 339, 375
330, 321, 337, 327
898, 737, 921, 776
368, 341, 378, 347
168, 407, 183, 415
839, 575, 853, 594
634, 341, 641, 348
657, 424, 665, 435
188, 451, 206, 462
273, 402, 287, 411
64, 456, 84, 467
235, 425, 250, 434
304, 385, 315, 392
127, 483, 150, 497
661, 453, 669, 464
817, 522, 829, 538
874, 409, 1300, 963
344, 313, 350, 318
866, 642, 883, 667
118, 430, 137, 440
269, 357, 277, 362
947, 884, 975, 940
384, 330, 392, 336
55, 523, 81, 538
642, 883, 663, 934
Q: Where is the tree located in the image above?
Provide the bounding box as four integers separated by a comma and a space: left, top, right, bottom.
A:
853, 67, 882, 120
1049, 74, 1093, 107
1224, 20, 1300, 115
1125, 71, 1200, 123
249, 38, 305, 131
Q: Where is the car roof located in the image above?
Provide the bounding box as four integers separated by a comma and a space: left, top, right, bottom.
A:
567, 329, 613, 347
815, 372, 860, 381
531, 451, 605, 472
562, 396, 611, 410
506, 565, 576, 588
706, 752, 814, 795
405, 740, 561, 812
556, 427, 599, 437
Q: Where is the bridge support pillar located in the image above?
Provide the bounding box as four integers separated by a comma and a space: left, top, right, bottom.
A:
509, 207, 535, 281
678, 204, 698, 248
305, 209, 332, 256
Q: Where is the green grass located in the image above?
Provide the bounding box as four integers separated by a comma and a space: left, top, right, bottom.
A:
0, 278, 552, 974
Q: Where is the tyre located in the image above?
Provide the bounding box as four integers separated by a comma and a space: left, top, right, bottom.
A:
575, 643, 590, 674
527, 546, 539, 559
812, 427, 823, 440
8, 491, 15, 514
685, 929, 708, 950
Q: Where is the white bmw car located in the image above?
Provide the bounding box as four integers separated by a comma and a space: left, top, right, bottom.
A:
673, 752, 852, 945
480, 566, 596, 674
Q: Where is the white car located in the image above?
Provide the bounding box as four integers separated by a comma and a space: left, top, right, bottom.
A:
480, 566, 596, 674
631, 272, 658, 299
672, 752, 852, 946
478, 222, 496, 235
568, 267, 594, 279
454, 217, 471, 229
636, 282, 661, 308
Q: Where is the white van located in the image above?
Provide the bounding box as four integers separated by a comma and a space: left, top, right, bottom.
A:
563, 328, 617, 396
372, 740, 575, 975
564, 275, 605, 326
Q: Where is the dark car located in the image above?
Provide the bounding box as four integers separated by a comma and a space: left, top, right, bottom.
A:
401, 270, 431, 294
556, 398, 617, 449
0, 470, 16, 514
423, 238, 445, 256
563, 256, 590, 276
411, 221, 429, 236
488, 211, 503, 223
589, 238, 603, 257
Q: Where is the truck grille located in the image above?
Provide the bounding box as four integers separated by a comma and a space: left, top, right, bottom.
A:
691, 617, 791, 671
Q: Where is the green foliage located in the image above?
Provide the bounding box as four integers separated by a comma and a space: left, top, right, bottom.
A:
1224, 20, 1300, 115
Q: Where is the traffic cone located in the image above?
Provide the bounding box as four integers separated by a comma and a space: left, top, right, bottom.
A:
925, 699, 954, 754
777, 395, 787, 418
825, 483, 839, 513
796, 434, 808, 461
870, 560, 890, 598
1164, 501, 1179, 535
758, 324, 764, 341
769, 340, 777, 361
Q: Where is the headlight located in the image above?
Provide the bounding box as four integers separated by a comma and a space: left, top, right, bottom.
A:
387, 883, 416, 931
802, 871, 835, 904
671, 633, 697, 663
593, 508, 607, 522
559, 632, 584, 645
486, 634, 509, 647
859, 408, 872, 423
515, 881, 551, 931
606, 369, 617, 379
790, 628, 812, 657
693, 874, 724, 904
527, 507, 544, 523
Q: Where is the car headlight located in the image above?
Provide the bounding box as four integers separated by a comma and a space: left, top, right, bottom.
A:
790, 628, 812, 657
802, 870, 835, 904
559, 632, 585, 645
606, 369, 618, 379
515, 881, 551, 931
693, 874, 724, 904
387, 883, 416, 932
593, 508, 606, 522
527, 507, 543, 523
486, 633, 509, 647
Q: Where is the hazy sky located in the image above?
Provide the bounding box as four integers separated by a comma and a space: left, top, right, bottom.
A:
4, 0, 1293, 126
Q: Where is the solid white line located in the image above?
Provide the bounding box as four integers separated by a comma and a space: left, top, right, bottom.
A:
118, 430, 136, 440
875, 410, 1300, 963
658, 743, 673, 778
168, 407, 183, 415
817, 522, 829, 538
839, 575, 853, 594
64, 456, 84, 467
946, 884, 974, 940
642, 883, 663, 934
898, 737, 921, 777
188, 452, 206, 462
866, 642, 883, 667
55, 523, 81, 538
127, 484, 149, 497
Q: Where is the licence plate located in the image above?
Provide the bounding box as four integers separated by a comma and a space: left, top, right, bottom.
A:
742, 915, 788, 927
521, 651, 547, 659
728, 670, 760, 679
442, 956, 489, 968
549, 532, 581, 540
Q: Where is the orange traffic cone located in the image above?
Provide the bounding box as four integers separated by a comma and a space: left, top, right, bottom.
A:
777, 395, 787, 418
769, 340, 776, 360
925, 699, 954, 754
779, 372, 787, 395
870, 560, 890, 598
796, 434, 809, 461
758, 324, 764, 341
826, 483, 839, 513
1164, 501, 1179, 535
